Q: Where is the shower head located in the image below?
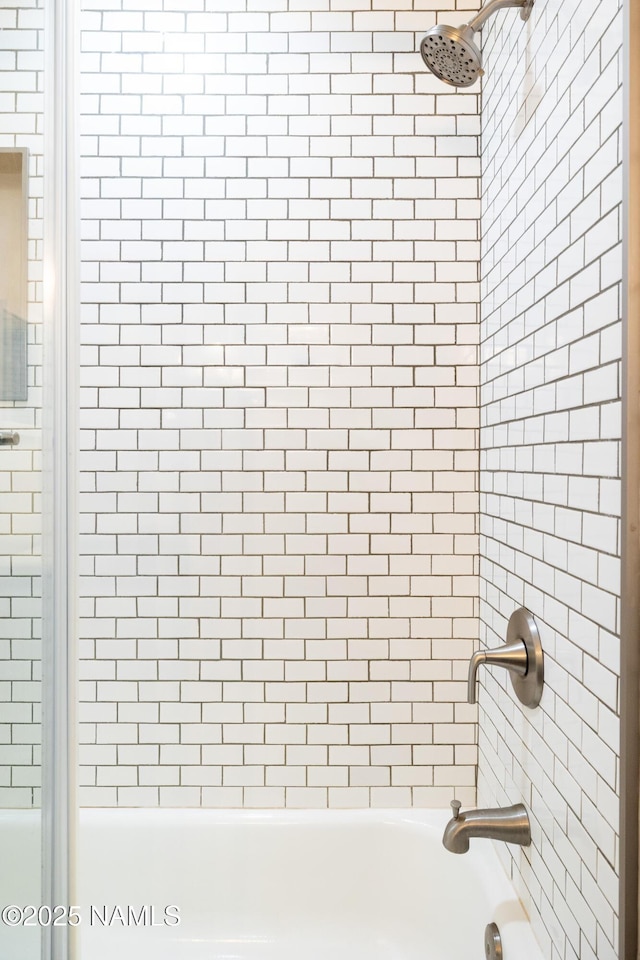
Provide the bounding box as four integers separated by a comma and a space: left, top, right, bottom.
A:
420, 24, 483, 88
419, 0, 534, 88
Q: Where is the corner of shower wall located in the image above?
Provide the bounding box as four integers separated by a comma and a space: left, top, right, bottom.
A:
478, 1, 623, 958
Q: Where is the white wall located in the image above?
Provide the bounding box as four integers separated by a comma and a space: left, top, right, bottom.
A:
78, 0, 482, 807
0, 0, 44, 808
478, 2, 622, 959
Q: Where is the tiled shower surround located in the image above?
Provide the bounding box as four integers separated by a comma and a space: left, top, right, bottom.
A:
78, 1, 482, 807
65, 0, 623, 957
478, 2, 622, 960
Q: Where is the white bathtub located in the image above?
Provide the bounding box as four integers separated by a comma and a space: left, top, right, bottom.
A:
75, 808, 545, 960
0, 810, 40, 960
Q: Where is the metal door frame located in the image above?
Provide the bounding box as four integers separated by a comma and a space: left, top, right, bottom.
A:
621, 0, 640, 956
42, 0, 79, 957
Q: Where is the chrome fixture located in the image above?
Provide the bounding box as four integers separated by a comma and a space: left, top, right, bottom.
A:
442, 799, 531, 854
0, 431, 20, 446
485, 922, 503, 960
467, 606, 544, 708
419, 0, 534, 88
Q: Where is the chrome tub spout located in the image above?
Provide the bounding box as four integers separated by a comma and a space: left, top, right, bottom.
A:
442, 800, 531, 854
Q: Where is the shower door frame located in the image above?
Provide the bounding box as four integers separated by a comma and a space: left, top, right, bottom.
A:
621, 0, 640, 958
41, 0, 80, 957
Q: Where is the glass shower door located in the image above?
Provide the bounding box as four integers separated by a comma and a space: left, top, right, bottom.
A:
0, 8, 45, 955
0, 405, 42, 960
0, 0, 78, 956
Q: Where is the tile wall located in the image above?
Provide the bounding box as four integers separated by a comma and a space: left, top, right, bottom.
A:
78, 0, 483, 807
0, 0, 44, 808
478, 2, 622, 959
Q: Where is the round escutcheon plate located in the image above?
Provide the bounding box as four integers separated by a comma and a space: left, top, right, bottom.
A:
506, 607, 544, 708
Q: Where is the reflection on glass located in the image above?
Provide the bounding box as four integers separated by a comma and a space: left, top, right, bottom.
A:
0, 98, 42, 960
0, 151, 28, 402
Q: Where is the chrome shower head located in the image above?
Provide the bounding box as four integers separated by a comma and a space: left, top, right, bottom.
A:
419, 0, 534, 88
420, 24, 482, 88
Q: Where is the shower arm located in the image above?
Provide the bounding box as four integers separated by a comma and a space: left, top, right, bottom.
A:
467, 0, 532, 33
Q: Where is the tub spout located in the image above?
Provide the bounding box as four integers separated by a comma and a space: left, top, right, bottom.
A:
442, 800, 531, 854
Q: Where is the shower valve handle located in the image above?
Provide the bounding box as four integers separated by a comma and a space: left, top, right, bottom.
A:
467, 640, 528, 704
467, 608, 544, 709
